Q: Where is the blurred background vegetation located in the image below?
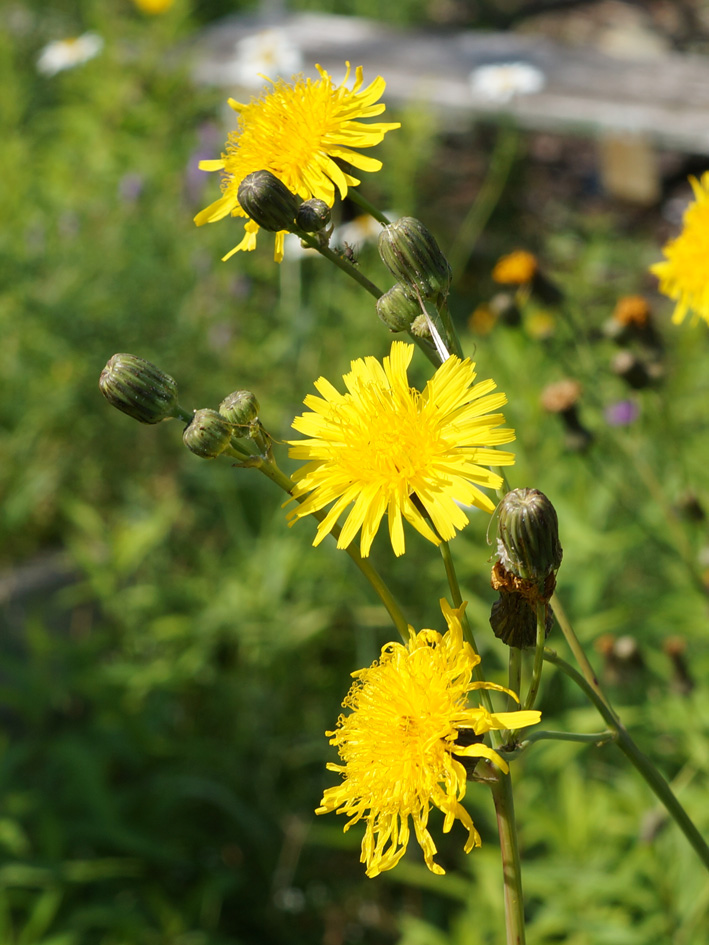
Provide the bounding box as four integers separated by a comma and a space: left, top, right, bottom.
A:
2, 0, 709, 942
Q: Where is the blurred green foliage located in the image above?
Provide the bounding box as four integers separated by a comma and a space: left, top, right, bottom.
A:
2, 0, 709, 943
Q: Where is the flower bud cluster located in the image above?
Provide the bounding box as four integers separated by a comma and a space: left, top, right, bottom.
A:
100, 354, 265, 461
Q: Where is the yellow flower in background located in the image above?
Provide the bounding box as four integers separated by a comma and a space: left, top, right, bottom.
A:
317, 600, 541, 877
194, 63, 400, 262
131, 0, 175, 13
288, 342, 515, 557
468, 303, 497, 335
650, 172, 709, 325
492, 250, 538, 285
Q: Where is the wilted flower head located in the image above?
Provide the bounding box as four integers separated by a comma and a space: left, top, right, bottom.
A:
287, 342, 515, 557
194, 63, 400, 262
36, 32, 103, 77
650, 172, 709, 326
317, 600, 541, 876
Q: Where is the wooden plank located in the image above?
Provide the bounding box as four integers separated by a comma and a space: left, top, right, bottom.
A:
191, 11, 709, 155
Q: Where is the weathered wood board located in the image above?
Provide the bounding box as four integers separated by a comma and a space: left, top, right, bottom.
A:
192, 12, 709, 155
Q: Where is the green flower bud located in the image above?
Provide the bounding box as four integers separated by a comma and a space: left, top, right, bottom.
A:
378, 217, 452, 300
237, 170, 299, 232
183, 408, 233, 459
219, 390, 260, 436
409, 313, 432, 340
376, 282, 421, 332
99, 353, 179, 424
296, 198, 331, 233
497, 488, 563, 584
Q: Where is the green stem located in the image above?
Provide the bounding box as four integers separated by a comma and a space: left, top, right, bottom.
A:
447, 124, 519, 280
298, 230, 385, 299
438, 539, 481, 655
507, 648, 521, 711
551, 591, 616, 717
489, 766, 527, 945
519, 729, 616, 748
346, 188, 391, 226
544, 648, 709, 871
438, 540, 497, 731
297, 230, 441, 369
436, 299, 464, 359
523, 601, 546, 711
256, 456, 410, 642
173, 404, 193, 424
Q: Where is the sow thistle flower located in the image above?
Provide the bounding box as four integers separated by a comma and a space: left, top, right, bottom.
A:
317, 600, 541, 877
194, 63, 400, 262
288, 341, 515, 557
650, 172, 709, 326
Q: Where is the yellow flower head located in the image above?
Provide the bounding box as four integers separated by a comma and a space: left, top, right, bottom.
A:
194, 63, 400, 262
131, 0, 175, 12
650, 172, 709, 325
287, 342, 515, 557
317, 600, 541, 877
492, 250, 538, 285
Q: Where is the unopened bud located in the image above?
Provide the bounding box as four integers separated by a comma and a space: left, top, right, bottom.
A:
99, 353, 179, 424
238, 170, 299, 232
378, 217, 452, 300
183, 408, 233, 458
376, 283, 421, 332
497, 488, 563, 584
296, 198, 331, 233
219, 390, 260, 435
409, 313, 432, 340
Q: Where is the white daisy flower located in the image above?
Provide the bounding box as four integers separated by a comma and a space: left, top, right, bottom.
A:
36, 32, 103, 77
226, 29, 303, 89
469, 62, 546, 104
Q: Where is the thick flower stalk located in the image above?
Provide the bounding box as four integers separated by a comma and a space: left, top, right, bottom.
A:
194, 63, 400, 262
317, 600, 541, 877
650, 171, 709, 325
287, 341, 515, 557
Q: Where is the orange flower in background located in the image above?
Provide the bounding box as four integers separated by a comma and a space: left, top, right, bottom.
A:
492, 250, 538, 285
613, 295, 650, 327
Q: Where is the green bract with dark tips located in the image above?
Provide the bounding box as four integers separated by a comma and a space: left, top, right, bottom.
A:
183, 408, 234, 459
99, 353, 179, 424
237, 170, 300, 233
378, 217, 452, 300
490, 592, 555, 648
376, 282, 421, 332
296, 198, 331, 233
497, 488, 563, 584
219, 390, 260, 436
